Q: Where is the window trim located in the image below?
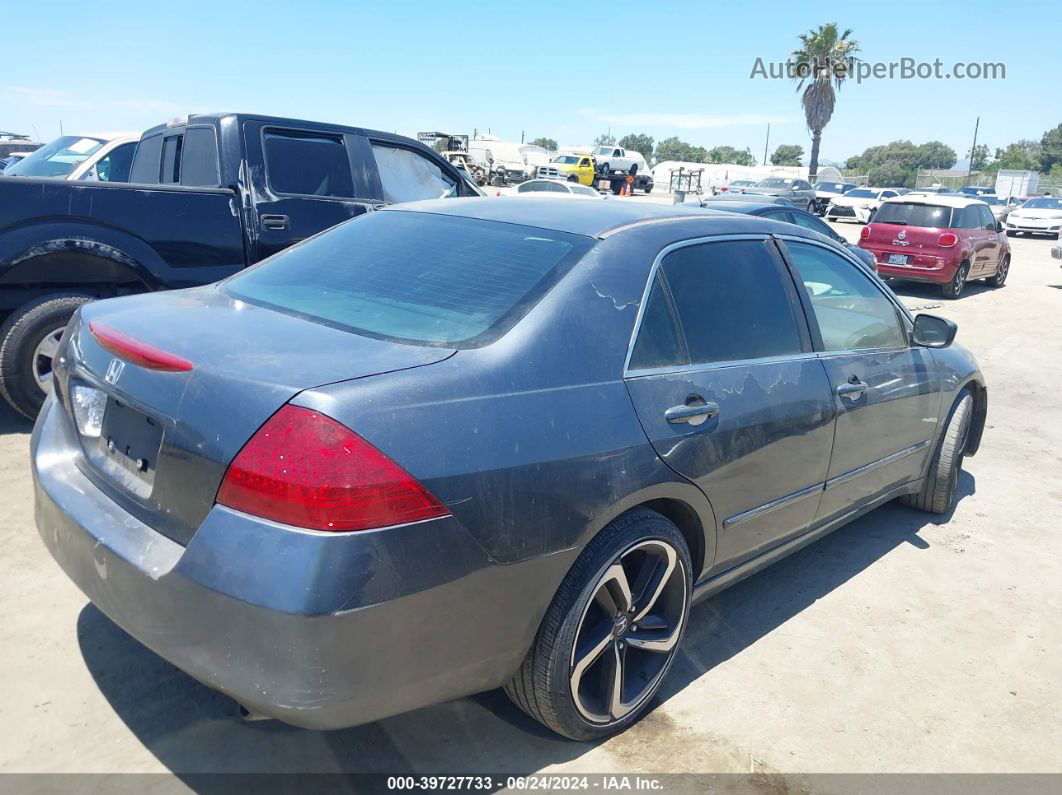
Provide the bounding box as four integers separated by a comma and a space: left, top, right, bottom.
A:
774, 234, 914, 354
623, 234, 815, 377
261, 125, 358, 201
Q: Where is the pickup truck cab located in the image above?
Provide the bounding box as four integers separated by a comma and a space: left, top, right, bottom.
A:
0, 113, 481, 418
592, 146, 639, 175
538, 154, 596, 185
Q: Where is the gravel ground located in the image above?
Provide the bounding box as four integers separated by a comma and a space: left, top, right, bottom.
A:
1, 216, 1059, 784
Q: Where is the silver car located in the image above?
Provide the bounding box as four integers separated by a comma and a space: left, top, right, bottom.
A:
741, 177, 816, 212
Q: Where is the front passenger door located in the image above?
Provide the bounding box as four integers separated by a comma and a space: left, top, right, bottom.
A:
781, 239, 940, 523
623, 238, 837, 570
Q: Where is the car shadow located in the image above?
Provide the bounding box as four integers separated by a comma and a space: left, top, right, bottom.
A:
887, 279, 994, 303
76, 473, 974, 776
0, 402, 32, 436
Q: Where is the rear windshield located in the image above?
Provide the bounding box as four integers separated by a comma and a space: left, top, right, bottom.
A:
225, 211, 594, 347
873, 203, 953, 227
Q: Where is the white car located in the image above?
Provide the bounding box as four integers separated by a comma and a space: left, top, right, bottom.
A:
1, 134, 139, 182
825, 187, 902, 223
1004, 196, 1062, 239
592, 146, 640, 175
497, 179, 606, 199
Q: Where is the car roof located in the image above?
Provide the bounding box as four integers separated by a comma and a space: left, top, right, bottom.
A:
700, 201, 786, 214
385, 197, 827, 240
882, 194, 988, 208
139, 112, 413, 146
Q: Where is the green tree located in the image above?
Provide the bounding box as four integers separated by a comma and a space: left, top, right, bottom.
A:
992, 140, 1042, 171
593, 132, 616, 146
868, 162, 913, 188
791, 22, 859, 182
968, 143, 990, 172
528, 137, 557, 152
618, 133, 655, 162
655, 137, 705, 163
1039, 123, 1062, 171
770, 144, 805, 166
706, 145, 756, 166
916, 140, 957, 170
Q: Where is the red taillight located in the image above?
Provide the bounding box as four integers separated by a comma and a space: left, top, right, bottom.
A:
89, 322, 193, 372
860, 225, 871, 240
216, 405, 449, 532
937, 232, 958, 248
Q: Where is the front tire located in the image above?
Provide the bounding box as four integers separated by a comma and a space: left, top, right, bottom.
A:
505, 509, 692, 740
986, 254, 1010, 288
901, 390, 973, 514
0, 294, 93, 420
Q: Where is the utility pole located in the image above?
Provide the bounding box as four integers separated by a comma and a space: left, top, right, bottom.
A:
966, 116, 980, 187
521, 130, 525, 143
763, 124, 770, 166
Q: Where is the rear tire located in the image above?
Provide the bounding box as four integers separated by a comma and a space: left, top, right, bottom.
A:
568, 175, 579, 183
504, 508, 692, 741
600, 163, 610, 175
942, 261, 970, 299
901, 391, 973, 515
0, 294, 93, 420
643, 184, 653, 194
986, 254, 1009, 288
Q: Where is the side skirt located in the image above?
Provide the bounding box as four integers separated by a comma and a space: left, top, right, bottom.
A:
691, 480, 919, 604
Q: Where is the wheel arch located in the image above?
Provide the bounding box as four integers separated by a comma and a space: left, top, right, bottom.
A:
960, 378, 987, 456
1, 236, 154, 295
575, 482, 717, 583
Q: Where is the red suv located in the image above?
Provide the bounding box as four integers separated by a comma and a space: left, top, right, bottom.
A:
858, 196, 1011, 298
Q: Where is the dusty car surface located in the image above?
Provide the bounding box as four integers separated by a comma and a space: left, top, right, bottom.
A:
32, 198, 986, 741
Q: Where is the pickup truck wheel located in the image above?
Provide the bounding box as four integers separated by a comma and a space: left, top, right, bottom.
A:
629, 164, 638, 176
0, 294, 93, 420
643, 185, 653, 194
568, 175, 579, 183
600, 163, 610, 175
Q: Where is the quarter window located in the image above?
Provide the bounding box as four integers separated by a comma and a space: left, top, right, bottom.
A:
128, 134, 162, 184
628, 276, 683, 370
659, 240, 805, 364
180, 127, 220, 187
371, 143, 457, 203
160, 135, 182, 183
785, 242, 907, 351
265, 130, 355, 197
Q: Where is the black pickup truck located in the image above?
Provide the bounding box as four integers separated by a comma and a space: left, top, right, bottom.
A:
0, 113, 481, 418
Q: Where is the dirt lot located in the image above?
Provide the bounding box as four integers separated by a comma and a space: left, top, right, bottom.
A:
1, 218, 1059, 781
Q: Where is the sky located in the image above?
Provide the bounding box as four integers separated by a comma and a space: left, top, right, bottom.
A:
1, 0, 1056, 166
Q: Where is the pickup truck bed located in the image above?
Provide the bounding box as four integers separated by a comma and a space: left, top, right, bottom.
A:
0, 112, 479, 419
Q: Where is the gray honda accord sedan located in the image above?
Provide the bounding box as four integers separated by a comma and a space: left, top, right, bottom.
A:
32, 198, 986, 740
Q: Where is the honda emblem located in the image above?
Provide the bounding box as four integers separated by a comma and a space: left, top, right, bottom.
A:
104, 358, 125, 385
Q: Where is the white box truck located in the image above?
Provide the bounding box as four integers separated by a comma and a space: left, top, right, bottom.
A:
995, 170, 1040, 199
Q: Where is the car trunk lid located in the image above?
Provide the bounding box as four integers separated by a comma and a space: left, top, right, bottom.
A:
60, 287, 455, 545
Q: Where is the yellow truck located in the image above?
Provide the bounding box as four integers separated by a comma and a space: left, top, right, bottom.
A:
536, 154, 596, 186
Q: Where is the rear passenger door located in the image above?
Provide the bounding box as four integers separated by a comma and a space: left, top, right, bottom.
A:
242, 121, 375, 261
975, 204, 1001, 275
623, 237, 837, 570
779, 238, 940, 523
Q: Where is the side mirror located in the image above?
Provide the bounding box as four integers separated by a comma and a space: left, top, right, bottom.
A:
995, 222, 1003, 232
912, 313, 957, 348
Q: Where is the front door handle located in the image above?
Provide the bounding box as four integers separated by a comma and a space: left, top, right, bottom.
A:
665, 400, 720, 425
837, 380, 869, 399
260, 213, 289, 230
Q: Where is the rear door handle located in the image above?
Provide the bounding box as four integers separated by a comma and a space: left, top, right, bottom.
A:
665, 401, 720, 425
260, 214, 289, 230
837, 380, 869, 399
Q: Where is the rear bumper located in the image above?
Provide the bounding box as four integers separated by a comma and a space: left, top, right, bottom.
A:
863, 248, 957, 284
32, 396, 575, 730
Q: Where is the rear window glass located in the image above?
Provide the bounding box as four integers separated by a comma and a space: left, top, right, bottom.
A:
873, 203, 953, 228
225, 211, 595, 347
180, 127, 220, 187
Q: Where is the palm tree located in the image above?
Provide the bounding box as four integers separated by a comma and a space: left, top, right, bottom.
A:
792, 23, 859, 182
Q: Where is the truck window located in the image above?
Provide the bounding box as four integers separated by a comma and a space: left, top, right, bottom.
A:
128, 134, 162, 184
180, 127, 220, 187
94, 142, 136, 182
371, 143, 457, 203
264, 130, 355, 198
160, 135, 183, 183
